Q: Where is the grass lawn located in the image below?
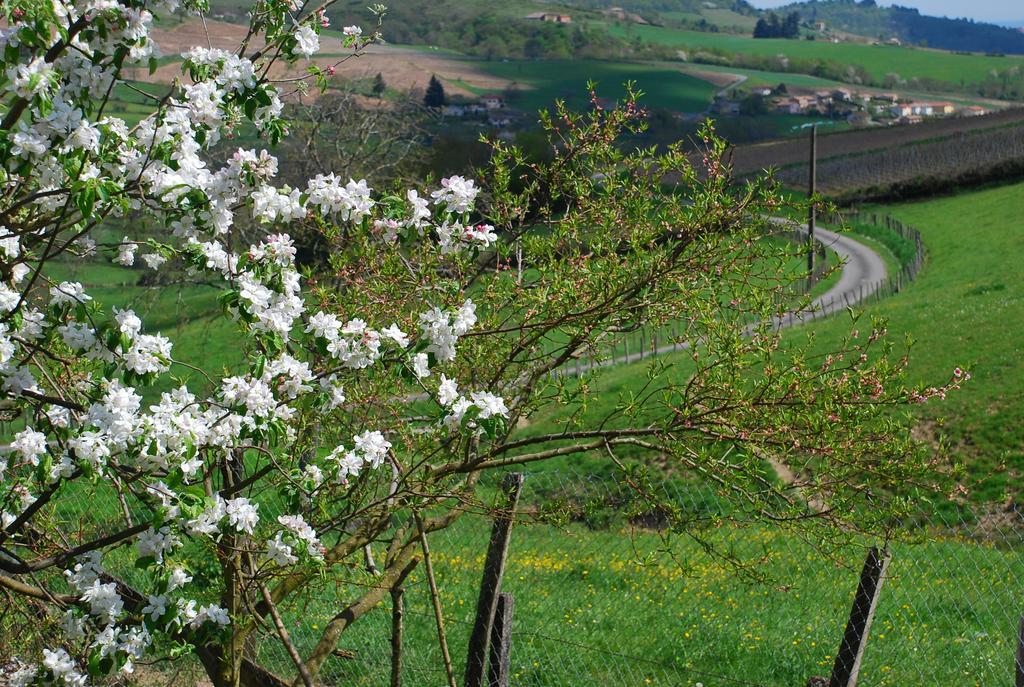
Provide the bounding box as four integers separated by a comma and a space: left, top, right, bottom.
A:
607, 25, 1024, 89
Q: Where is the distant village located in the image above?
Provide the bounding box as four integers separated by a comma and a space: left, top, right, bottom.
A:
712, 85, 988, 127
439, 85, 990, 136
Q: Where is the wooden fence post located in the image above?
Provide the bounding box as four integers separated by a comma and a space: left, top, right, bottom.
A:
487, 593, 515, 687
1015, 616, 1024, 687
390, 585, 405, 687
829, 546, 891, 687
464, 473, 525, 687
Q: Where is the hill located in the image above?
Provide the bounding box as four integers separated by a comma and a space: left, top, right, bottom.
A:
775, 0, 1024, 55
556, 0, 761, 32
206, 0, 653, 60
610, 23, 1024, 97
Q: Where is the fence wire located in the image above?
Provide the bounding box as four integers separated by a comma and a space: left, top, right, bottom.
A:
203, 468, 1021, 687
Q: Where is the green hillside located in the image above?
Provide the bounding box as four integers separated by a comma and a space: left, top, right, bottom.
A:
778, 0, 1024, 55
527, 179, 1024, 503
209, 0, 648, 60
608, 23, 1024, 95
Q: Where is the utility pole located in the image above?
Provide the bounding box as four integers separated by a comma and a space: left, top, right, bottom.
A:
808, 123, 818, 276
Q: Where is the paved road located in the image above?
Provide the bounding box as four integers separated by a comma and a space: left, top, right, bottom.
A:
571, 222, 888, 373
773, 221, 888, 328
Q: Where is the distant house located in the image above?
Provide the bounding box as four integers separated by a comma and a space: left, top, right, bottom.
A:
875, 93, 900, 104
909, 103, 933, 116
775, 98, 805, 114
444, 103, 486, 118
890, 104, 913, 117
962, 105, 988, 116
479, 94, 505, 110
600, 7, 650, 24
752, 87, 773, 97
847, 111, 872, 127
525, 12, 572, 23
712, 98, 741, 115
832, 88, 854, 101
886, 37, 902, 46
795, 95, 817, 111
815, 21, 826, 31
927, 101, 956, 115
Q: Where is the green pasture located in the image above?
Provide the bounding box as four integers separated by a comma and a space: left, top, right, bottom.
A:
477, 59, 718, 113
608, 25, 1024, 88
37, 473, 1022, 687
326, 515, 1017, 687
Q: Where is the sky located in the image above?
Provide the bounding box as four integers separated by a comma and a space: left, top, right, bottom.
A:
745, 1, 1022, 24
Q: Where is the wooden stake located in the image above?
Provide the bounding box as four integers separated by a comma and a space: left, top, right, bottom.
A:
415, 513, 457, 687
1015, 616, 1024, 687
465, 473, 525, 687
829, 547, 891, 687
390, 586, 405, 687
487, 593, 515, 687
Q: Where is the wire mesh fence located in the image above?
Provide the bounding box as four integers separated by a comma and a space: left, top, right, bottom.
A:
183, 468, 1022, 687
12, 387, 1014, 682
564, 211, 926, 378
15, 465, 1018, 686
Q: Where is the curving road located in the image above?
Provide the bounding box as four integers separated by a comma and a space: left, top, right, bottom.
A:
772, 221, 888, 329
572, 222, 888, 373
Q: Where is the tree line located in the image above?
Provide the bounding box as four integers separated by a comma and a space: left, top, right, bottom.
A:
753, 11, 802, 39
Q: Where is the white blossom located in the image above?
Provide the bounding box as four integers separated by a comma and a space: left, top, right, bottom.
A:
292, 25, 320, 58
471, 391, 509, 419
225, 497, 259, 534
431, 175, 479, 214
11, 428, 47, 465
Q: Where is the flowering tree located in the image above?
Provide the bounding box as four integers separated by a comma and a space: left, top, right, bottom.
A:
0, 1, 958, 686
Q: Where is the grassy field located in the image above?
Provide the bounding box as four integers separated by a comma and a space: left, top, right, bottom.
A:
836, 185, 1024, 500
229, 503, 1018, 687
476, 59, 719, 113
56, 465, 1014, 687
607, 24, 1024, 88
